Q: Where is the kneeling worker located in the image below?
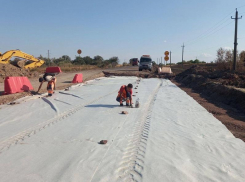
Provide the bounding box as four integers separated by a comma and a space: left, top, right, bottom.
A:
37, 73, 56, 96
116, 83, 133, 106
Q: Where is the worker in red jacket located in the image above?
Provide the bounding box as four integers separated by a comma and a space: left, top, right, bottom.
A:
116, 83, 133, 106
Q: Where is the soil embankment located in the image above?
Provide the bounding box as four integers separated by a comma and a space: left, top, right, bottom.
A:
175, 65, 245, 112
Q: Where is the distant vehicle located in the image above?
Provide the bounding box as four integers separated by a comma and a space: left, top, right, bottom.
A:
139, 55, 152, 71
130, 58, 139, 66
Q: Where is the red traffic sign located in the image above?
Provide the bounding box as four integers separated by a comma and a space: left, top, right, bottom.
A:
164, 56, 169, 61
77, 49, 82, 54
164, 51, 169, 56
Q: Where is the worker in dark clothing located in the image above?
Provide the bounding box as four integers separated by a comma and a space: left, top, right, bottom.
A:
37, 73, 56, 95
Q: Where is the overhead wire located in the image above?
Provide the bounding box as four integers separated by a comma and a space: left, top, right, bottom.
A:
184, 10, 235, 45
164, 8, 244, 62
185, 20, 233, 47
185, 40, 233, 53
170, 21, 233, 54
169, 9, 235, 53
237, 5, 245, 9
184, 7, 244, 58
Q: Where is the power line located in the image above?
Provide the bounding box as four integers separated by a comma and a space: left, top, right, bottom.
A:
185, 17, 231, 44
185, 40, 233, 53
185, 10, 235, 44
186, 21, 233, 47
169, 10, 235, 53
238, 5, 245, 9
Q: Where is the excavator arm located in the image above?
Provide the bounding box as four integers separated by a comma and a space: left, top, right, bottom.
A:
0, 50, 45, 69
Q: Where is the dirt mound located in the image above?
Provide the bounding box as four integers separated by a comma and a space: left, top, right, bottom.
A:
177, 65, 245, 88
0, 64, 39, 83
175, 65, 245, 112
103, 67, 174, 79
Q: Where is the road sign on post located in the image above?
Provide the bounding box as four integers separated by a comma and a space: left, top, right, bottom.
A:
77, 49, 82, 57
164, 51, 169, 61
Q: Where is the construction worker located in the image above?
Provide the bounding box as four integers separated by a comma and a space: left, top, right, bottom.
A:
37, 73, 56, 94
46, 77, 56, 96
116, 83, 133, 106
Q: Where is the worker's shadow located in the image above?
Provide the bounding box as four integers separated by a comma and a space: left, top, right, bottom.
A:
85, 104, 118, 108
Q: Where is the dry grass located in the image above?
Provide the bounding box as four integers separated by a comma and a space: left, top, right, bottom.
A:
32, 65, 99, 73
170, 64, 195, 75
237, 62, 245, 72
216, 61, 245, 73
216, 62, 232, 70
31, 64, 125, 73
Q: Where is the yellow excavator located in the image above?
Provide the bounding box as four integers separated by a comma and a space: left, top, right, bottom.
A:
0, 50, 45, 69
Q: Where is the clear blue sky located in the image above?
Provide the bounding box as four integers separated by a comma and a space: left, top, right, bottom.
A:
1, 0, 245, 63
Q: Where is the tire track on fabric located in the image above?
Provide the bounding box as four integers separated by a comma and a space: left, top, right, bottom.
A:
0, 89, 118, 154
117, 79, 164, 182
88, 77, 141, 182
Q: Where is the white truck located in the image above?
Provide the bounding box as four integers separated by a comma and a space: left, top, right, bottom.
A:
139, 55, 152, 71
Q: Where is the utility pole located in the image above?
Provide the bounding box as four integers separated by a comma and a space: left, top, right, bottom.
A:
161, 57, 162, 65
48, 50, 50, 66
170, 51, 172, 67
231, 9, 242, 71
181, 43, 185, 68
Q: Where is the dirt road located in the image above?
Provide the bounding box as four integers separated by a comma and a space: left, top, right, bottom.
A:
0, 66, 140, 93
0, 66, 139, 105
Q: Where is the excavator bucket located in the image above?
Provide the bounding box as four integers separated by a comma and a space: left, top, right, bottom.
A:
11, 59, 26, 68
24, 60, 45, 69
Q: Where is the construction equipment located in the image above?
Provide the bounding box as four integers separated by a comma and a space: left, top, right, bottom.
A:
139, 55, 152, 71
0, 50, 45, 69
129, 58, 139, 66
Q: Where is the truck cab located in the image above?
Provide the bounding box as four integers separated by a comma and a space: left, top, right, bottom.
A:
139, 55, 152, 71
130, 58, 139, 66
